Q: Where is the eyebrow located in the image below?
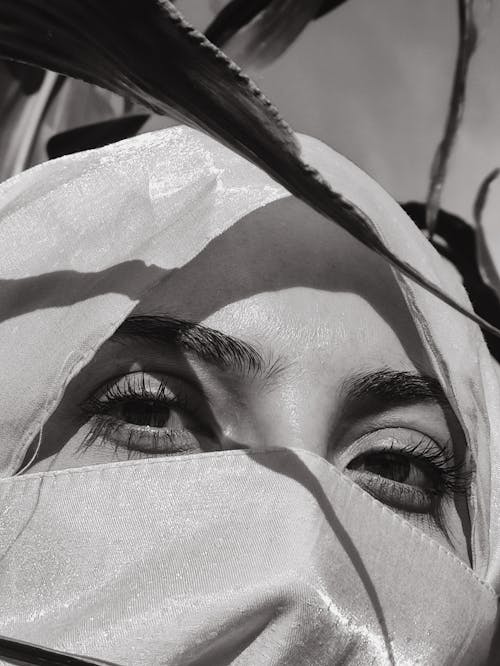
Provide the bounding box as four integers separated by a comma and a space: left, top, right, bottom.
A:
113, 314, 279, 379
341, 368, 451, 417
113, 316, 450, 412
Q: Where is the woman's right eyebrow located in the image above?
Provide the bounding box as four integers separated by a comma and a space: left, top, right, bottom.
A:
111, 314, 284, 381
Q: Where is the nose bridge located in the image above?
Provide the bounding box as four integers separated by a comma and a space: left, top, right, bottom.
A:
246, 374, 334, 457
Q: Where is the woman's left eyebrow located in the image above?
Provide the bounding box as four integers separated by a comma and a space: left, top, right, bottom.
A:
341, 368, 452, 417
112, 314, 283, 380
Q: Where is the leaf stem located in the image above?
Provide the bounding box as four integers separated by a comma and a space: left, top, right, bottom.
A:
425, 0, 478, 238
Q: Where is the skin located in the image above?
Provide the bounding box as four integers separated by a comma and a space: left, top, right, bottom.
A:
27, 197, 470, 562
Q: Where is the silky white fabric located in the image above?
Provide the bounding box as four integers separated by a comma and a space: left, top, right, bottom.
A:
0, 126, 499, 663
0, 451, 496, 665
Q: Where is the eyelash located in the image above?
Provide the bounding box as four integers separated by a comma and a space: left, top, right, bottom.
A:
80, 375, 471, 517
388, 436, 470, 496
347, 434, 471, 525
79, 374, 203, 458
83, 373, 189, 412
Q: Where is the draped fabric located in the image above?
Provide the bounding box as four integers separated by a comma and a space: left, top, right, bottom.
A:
0, 451, 496, 665
0, 126, 499, 663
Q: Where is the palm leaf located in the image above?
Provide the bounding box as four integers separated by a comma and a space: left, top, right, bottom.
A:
1, 0, 499, 338
425, 0, 480, 236
315, 0, 349, 19
404, 201, 500, 362
205, 0, 324, 67
204, 0, 348, 63
473, 168, 500, 299
0, 633, 119, 666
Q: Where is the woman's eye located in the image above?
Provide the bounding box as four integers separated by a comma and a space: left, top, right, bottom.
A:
108, 399, 173, 428
347, 450, 441, 514
79, 372, 212, 458
349, 451, 439, 489
344, 429, 469, 516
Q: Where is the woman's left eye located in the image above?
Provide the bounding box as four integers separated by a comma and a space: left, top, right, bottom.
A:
344, 430, 470, 515
348, 449, 441, 513
350, 450, 439, 488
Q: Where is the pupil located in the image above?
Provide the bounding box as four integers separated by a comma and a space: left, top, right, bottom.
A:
120, 400, 171, 428
363, 452, 410, 483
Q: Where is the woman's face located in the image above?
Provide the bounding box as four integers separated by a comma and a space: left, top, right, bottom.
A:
29, 198, 471, 561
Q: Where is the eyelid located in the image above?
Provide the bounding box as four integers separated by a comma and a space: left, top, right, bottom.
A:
349, 471, 436, 514
334, 426, 457, 474
79, 370, 210, 429
76, 339, 214, 398
82, 370, 197, 403
333, 403, 454, 459
341, 428, 471, 526
77, 371, 217, 458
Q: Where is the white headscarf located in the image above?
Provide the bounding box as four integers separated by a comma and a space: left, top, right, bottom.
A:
0, 126, 498, 664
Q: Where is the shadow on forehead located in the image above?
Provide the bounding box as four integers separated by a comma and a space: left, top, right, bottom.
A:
2, 196, 431, 371
143, 197, 430, 370
0, 260, 169, 324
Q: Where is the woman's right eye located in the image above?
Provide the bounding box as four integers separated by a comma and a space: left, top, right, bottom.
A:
106, 398, 175, 428
79, 372, 213, 458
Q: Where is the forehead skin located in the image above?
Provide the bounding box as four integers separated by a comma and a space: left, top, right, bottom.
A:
139, 196, 429, 381
134, 196, 433, 456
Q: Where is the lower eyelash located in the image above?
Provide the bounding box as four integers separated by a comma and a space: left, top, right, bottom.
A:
348, 434, 472, 537
360, 472, 431, 504
371, 438, 472, 540
78, 375, 203, 457
77, 415, 182, 459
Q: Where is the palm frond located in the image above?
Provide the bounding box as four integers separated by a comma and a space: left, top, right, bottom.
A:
1, 0, 499, 337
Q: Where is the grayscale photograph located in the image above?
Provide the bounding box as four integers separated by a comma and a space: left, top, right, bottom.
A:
0, 1, 499, 664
